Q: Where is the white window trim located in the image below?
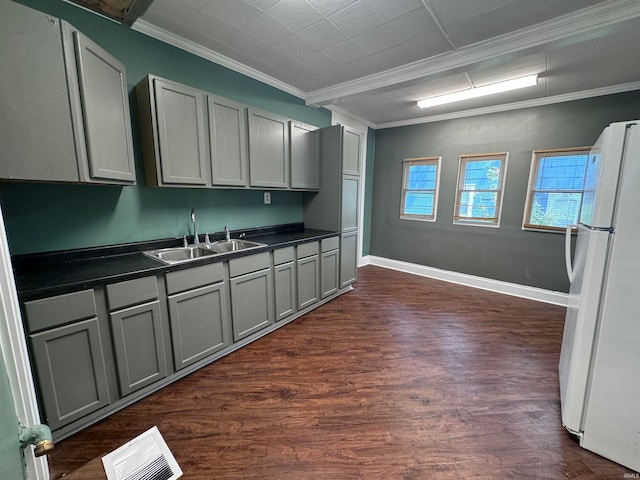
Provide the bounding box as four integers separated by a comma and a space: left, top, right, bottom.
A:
453, 152, 508, 228
522, 147, 591, 233
400, 156, 441, 222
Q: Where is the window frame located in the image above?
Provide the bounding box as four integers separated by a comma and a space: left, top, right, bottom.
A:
522, 147, 591, 232
400, 156, 441, 222
453, 152, 508, 227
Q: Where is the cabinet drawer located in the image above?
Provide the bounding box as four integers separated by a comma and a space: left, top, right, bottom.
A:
106, 276, 158, 311
24, 289, 96, 333
165, 262, 224, 295
321, 236, 339, 252
229, 252, 270, 278
297, 241, 319, 259
273, 246, 294, 265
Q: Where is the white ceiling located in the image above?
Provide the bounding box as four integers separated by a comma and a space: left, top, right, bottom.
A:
133, 0, 640, 128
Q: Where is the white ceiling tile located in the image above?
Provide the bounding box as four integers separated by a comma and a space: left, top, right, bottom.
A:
306, 0, 359, 17
344, 54, 383, 77
387, 8, 440, 42
402, 31, 454, 59
547, 39, 598, 62
323, 39, 367, 64
370, 44, 418, 70
242, 13, 294, 46
329, 0, 385, 38
429, 0, 492, 26
297, 51, 342, 73
364, 0, 424, 22
299, 19, 348, 50
267, 0, 325, 33
353, 24, 401, 55
272, 35, 318, 61
244, 0, 281, 11
223, 29, 271, 58
179, 10, 237, 43
201, 0, 263, 28
142, 1, 202, 29
409, 73, 471, 97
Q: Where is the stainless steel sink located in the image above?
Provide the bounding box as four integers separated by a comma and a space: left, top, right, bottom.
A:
144, 239, 266, 265
205, 239, 266, 254
144, 245, 219, 265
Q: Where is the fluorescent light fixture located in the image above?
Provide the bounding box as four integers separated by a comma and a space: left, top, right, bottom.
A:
417, 74, 538, 108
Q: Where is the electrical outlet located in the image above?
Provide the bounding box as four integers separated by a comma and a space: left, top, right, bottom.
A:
264, 192, 271, 204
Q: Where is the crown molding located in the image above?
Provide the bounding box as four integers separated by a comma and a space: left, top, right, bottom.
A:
375, 81, 640, 129
305, 0, 640, 107
131, 19, 307, 100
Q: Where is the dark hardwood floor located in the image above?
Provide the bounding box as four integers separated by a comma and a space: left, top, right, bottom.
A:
47, 265, 633, 479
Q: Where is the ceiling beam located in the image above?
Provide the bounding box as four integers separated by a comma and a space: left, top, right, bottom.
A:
305, 0, 640, 107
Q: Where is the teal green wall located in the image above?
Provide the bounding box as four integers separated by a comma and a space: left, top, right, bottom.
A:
361, 128, 375, 257
0, 341, 24, 480
0, 0, 332, 255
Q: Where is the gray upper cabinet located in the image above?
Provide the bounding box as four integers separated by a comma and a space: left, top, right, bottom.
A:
248, 108, 289, 188
208, 95, 249, 187
342, 126, 361, 176
290, 122, 320, 190
137, 76, 209, 187
0, 1, 135, 185
64, 26, 136, 184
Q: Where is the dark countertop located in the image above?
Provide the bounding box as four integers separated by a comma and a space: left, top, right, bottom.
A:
13, 225, 338, 301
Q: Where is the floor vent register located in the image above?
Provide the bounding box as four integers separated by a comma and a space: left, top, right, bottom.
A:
102, 426, 183, 480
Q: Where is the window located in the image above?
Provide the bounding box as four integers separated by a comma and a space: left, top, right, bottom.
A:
400, 157, 441, 221
454, 153, 508, 226
523, 147, 590, 231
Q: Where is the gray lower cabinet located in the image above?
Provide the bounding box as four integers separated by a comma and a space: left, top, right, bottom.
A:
340, 231, 358, 288
290, 122, 319, 190
229, 252, 275, 341
273, 247, 297, 321
0, 1, 135, 184
248, 108, 289, 188
321, 237, 340, 298
166, 263, 230, 371
109, 302, 167, 396
297, 242, 320, 310
106, 276, 168, 396
24, 290, 110, 431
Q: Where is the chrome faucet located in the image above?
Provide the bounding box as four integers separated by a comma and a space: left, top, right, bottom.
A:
224, 226, 231, 242
191, 208, 198, 245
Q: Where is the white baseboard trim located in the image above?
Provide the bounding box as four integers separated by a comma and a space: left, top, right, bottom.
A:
367, 256, 568, 306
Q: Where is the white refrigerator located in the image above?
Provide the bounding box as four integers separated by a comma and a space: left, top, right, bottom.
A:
559, 120, 640, 472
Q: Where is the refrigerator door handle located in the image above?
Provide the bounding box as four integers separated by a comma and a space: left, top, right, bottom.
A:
565, 225, 576, 282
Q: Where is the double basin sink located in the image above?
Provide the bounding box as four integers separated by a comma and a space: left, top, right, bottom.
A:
144, 239, 266, 265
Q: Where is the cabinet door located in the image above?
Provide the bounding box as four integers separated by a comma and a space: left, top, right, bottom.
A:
340, 231, 358, 288
321, 249, 339, 298
230, 268, 274, 341
155, 79, 208, 186
30, 318, 110, 430
110, 301, 167, 396
209, 95, 249, 187
290, 122, 319, 190
72, 30, 136, 183
341, 175, 360, 232
297, 255, 320, 310
274, 261, 297, 321
168, 282, 230, 371
248, 108, 289, 188
342, 126, 361, 176
0, 2, 79, 182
